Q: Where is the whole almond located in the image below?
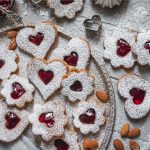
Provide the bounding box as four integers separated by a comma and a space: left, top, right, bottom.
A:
120, 123, 130, 137
113, 139, 124, 150
7, 31, 17, 39
83, 139, 98, 149
128, 128, 141, 139
129, 140, 140, 150
96, 91, 109, 102
9, 38, 17, 50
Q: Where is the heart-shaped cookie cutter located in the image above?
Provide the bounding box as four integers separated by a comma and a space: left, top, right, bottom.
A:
84, 15, 102, 36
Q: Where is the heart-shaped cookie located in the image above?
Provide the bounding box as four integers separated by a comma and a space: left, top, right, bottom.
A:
27, 58, 68, 100
50, 38, 90, 69
16, 20, 57, 58
0, 101, 29, 142
118, 74, 150, 119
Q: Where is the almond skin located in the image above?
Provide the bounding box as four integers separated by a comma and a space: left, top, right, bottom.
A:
128, 128, 141, 139
113, 139, 124, 150
96, 91, 109, 102
120, 123, 130, 137
7, 31, 17, 39
129, 140, 140, 150
83, 139, 98, 149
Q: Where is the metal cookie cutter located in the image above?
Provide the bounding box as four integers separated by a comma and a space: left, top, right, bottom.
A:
84, 15, 102, 37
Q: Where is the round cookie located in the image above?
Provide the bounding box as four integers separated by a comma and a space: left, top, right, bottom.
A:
0, 44, 18, 80
41, 130, 80, 150
0, 101, 29, 142
29, 102, 68, 141
50, 38, 90, 69
16, 20, 58, 58
73, 102, 105, 134
48, 0, 83, 19
118, 74, 150, 119
27, 58, 68, 100
103, 28, 136, 68
61, 69, 94, 102
1, 74, 35, 108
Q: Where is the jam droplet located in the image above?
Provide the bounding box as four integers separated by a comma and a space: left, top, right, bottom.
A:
28, 32, 44, 46
0, 59, 5, 68
0, 0, 12, 16
38, 70, 54, 85
54, 139, 69, 150
11, 82, 26, 99
129, 88, 146, 105
117, 39, 131, 57
64, 52, 78, 67
5, 112, 20, 129
144, 41, 150, 54
39, 112, 55, 128
79, 108, 96, 124
70, 80, 82, 92
60, 0, 74, 5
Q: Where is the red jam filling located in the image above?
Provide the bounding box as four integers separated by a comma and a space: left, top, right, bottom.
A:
5, 112, 20, 129
64, 52, 78, 67
0, 59, 5, 68
38, 70, 54, 85
39, 112, 55, 128
70, 80, 82, 92
11, 82, 26, 99
79, 108, 96, 124
129, 88, 146, 105
0, 0, 12, 16
54, 139, 69, 150
28, 32, 44, 46
144, 41, 150, 54
117, 39, 131, 57
60, 0, 74, 5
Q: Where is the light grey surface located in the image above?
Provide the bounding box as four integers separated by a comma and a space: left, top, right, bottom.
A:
0, 0, 150, 149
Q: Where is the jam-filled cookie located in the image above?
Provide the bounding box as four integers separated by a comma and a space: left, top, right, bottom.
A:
103, 28, 136, 68
27, 58, 68, 100
41, 130, 80, 150
61, 69, 94, 102
0, 101, 29, 142
135, 31, 150, 65
73, 102, 105, 134
48, 0, 83, 19
118, 74, 150, 119
29, 102, 68, 141
1, 74, 35, 108
0, 44, 18, 80
50, 38, 90, 69
16, 20, 57, 58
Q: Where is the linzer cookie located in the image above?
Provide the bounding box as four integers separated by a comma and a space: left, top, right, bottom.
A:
27, 58, 68, 100
16, 20, 57, 58
135, 31, 150, 65
1, 74, 35, 108
48, 0, 83, 19
118, 74, 150, 119
73, 102, 105, 134
29, 102, 68, 141
0, 101, 29, 142
0, 44, 18, 80
103, 28, 136, 68
41, 130, 80, 150
61, 69, 94, 102
50, 38, 90, 69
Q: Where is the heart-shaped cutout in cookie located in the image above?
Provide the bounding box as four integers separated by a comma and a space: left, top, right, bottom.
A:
118, 74, 150, 119
27, 58, 68, 100
54, 139, 69, 150
16, 21, 57, 58
0, 59, 5, 68
144, 41, 150, 54
0, 101, 29, 142
70, 80, 82, 92
60, 0, 74, 5
79, 108, 96, 124
50, 38, 90, 69
11, 82, 26, 99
